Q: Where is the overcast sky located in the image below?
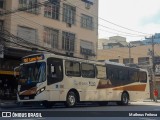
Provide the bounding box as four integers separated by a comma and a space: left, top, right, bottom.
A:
98, 0, 160, 41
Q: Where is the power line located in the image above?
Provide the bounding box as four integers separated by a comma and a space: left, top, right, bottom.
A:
65, 0, 151, 36
1, 0, 149, 37
98, 29, 145, 37
1, 12, 146, 56
8, 16, 148, 57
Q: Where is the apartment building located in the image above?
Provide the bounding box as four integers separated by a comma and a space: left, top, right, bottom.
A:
98, 36, 128, 50
0, 0, 98, 100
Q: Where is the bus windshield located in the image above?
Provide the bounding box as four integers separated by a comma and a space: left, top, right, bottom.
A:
19, 62, 46, 84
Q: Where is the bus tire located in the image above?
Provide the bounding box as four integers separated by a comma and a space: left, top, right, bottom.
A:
65, 91, 77, 107
117, 92, 129, 105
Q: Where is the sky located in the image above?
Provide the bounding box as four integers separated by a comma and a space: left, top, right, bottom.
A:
98, 0, 160, 42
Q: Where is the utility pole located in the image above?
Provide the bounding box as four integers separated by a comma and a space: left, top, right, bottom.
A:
151, 35, 156, 102
129, 42, 131, 65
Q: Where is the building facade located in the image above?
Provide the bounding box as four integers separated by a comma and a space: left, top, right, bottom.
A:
97, 44, 160, 99
0, 0, 98, 100
98, 44, 160, 66
98, 36, 128, 50
143, 33, 160, 45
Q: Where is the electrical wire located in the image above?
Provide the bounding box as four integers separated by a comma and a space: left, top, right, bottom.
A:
1, 0, 150, 37
65, 0, 152, 36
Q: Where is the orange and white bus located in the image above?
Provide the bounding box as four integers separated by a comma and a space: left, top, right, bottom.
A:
16, 53, 150, 108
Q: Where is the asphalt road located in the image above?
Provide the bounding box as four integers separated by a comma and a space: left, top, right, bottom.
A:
0, 102, 160, 120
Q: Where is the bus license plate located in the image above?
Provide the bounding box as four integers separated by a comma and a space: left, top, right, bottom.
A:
24, 97, 29, 100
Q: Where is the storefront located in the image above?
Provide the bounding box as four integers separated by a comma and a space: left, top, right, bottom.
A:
0, 47, 37, 100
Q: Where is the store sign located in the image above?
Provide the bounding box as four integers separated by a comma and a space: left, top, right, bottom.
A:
0, 44, 4, 58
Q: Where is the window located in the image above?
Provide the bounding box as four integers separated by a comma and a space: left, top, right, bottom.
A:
47, 58, 63, 85
155, 57, 160, 64
96, 65, 106, 79
62, 31, 75, 51
19, 0, 40, 14
138, 57, 149, 65
80, 40, 94, 55
107, 67, 118, 85
123, 58, 133, 65
129, 70, 138, 82
43, 27, 59, 49
0, 0, 4, 8
109, 59, 119, 63
81, 14, 93, 30
17, 26, 37, 44
44, 0, 60, 20
139, 71, 147, 83
63, 4, 76, 25
0, 20, 3, 31
65, 61, 80, 77
82, 63, 95, 78
119, 69, 128, 82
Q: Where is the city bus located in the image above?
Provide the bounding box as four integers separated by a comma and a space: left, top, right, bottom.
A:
16, 53, 150, 108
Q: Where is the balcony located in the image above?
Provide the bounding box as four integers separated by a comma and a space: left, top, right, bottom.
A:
19, 3, 41, 15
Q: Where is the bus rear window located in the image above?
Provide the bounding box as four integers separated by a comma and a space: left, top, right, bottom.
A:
139, 71, 147, 83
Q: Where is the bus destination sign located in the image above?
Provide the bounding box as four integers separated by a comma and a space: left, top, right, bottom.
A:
23, 55, 44, 63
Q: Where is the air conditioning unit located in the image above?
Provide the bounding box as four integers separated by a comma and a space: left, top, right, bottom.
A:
66, 22, 72, 27
85, 3, 91, 9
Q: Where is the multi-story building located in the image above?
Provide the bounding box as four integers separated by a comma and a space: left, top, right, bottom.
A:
98, 36, 128, 50
97, 44, 160, 98
0, 0, 98, 100
97, 44, 160, 66
143, 33, 160, 45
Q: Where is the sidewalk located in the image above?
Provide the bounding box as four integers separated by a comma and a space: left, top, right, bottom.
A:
0, 100, 18, 108
143, 99, 160, 103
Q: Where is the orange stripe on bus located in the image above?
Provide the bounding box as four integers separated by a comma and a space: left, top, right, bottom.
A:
113, 84, 146, 91
19, 87, 37, 95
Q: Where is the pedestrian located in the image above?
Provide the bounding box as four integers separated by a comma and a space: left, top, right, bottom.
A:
153, 88, 158, 102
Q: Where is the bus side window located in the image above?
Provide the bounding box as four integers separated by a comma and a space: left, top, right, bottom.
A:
65, 61, 81, 77
51, 65, 57, 77
47, 58, 63, 85
81, 63, 95, 78
96, 65, 106, 79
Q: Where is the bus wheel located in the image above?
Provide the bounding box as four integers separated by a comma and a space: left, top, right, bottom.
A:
118, 92, 129, 105
65, 91, 77, 107
42, 101, 53, 108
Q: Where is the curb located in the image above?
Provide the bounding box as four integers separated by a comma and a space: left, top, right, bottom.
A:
0, 102, 19, 108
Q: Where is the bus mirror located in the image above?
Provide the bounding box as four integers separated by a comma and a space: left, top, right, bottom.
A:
14, 66, 20, 78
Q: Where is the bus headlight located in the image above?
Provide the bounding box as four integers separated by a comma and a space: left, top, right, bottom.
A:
36, 87, 45, 95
